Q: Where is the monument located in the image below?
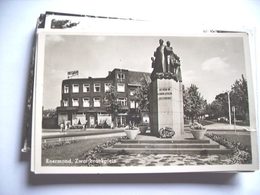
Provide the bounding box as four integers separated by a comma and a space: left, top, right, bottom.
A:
150, 39, 184, 138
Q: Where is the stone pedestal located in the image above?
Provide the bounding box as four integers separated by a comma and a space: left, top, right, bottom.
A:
150, 79, 184, 138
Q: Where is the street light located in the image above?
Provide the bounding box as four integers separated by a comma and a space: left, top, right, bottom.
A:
232, 106, 236, 131
227, 91, 232, 125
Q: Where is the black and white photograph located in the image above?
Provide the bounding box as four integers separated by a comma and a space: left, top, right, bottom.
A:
32, 31, 258, 173
2, 1, 260, 194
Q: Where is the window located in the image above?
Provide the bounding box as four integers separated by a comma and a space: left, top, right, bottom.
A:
94, 83, 101, 92
130, 100, 135, 109
93, 97, 101, 107
103, 97, 108, 104
63, 99, 69, 107
118, 98, 127, 106
117, 73, 125, 80
117, 83, 125, 92
129, 89, 135, 96
64, 85, 69, 93
83, 98, 90, 107
72, 84, 79, 93
130, 101, 139, 109
104, 83, 111, 92
83, 84, 90, 92
72, 98, 79, 106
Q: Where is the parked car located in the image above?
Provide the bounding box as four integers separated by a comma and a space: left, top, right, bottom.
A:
217, 117, 229, 123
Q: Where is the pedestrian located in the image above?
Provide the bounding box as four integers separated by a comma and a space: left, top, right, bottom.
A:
60, 123, 64, 132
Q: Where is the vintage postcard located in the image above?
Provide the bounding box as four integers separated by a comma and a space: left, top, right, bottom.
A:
31, 29, 258, 173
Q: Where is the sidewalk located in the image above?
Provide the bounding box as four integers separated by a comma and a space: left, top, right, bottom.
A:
42, 128, 125, 139
204, 123, 250, 131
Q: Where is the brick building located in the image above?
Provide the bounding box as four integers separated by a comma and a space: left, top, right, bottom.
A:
57, 69, 150, 128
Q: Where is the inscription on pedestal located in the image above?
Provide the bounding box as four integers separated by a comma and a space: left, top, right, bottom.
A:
158, 88, 172, 100
150, 79, 184, 138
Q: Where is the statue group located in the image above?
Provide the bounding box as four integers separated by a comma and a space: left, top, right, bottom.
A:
151, 39, 182, 82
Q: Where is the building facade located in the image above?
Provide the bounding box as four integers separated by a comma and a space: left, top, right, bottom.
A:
57, 69, 150, 128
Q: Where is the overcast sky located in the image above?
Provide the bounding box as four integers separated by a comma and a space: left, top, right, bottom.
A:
43, 34, 247, 109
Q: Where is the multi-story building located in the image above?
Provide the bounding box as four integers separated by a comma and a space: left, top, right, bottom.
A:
57, 69, 150, 128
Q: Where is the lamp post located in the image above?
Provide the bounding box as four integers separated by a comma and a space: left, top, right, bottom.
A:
227, 91, 232, 125
232, 106, 236, 131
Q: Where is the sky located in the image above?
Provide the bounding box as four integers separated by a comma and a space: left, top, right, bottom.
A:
43, 34, 247, 109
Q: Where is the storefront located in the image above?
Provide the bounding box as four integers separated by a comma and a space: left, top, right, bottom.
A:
72, 113, 86, 126
116, 113, 127, 127
97, 113, 112, 127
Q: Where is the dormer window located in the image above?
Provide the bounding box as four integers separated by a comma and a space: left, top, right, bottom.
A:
117, 73, 125, 80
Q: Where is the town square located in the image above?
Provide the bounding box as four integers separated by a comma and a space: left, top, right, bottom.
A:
40, 34, 254, 168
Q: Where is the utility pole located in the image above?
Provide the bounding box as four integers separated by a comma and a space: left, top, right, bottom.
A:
227, 91, 231, 125
232, 106, 236, 132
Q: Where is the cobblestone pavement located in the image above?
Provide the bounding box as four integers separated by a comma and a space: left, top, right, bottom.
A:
95, 153, 231, 166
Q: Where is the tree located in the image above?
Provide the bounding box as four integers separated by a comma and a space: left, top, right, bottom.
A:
215, 92, 229, 118
206, 74, 249, 124
230, 75, 249, 122
104, 85, 121, 126
42, 109, 57, 118
206, 99, 225, 119
133, 77, 150, 112
183, 84, 207, 122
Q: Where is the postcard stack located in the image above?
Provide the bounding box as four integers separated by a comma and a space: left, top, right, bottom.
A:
24, 12, 259, 173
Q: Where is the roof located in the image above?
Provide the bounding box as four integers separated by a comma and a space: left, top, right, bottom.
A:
61, 69, 151, 85
64, 77, 107, 81
128, 70, 151, 85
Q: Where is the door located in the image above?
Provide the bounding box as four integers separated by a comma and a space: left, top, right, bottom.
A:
116, 116, 126, 127
89, 116, 95, 128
